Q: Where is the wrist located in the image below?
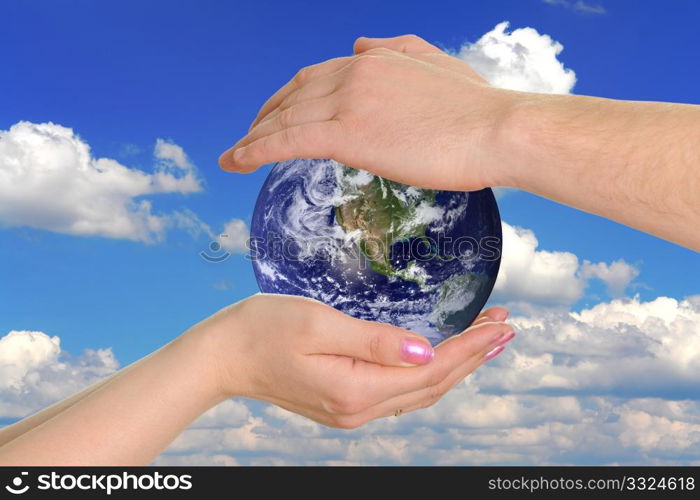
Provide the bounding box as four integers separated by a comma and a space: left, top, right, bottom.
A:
489, 90, 561, 190
461, 87, 531, 190
185, 303, 253, 401
170, 323, 231, 407
495, 91, 593, 193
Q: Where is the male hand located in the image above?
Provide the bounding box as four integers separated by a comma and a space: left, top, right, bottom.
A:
219, 35, 519, 191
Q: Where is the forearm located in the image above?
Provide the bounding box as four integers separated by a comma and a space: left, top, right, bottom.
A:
500, 93, 700, 250
0, 350, 159, 448
0, 324, 226, 465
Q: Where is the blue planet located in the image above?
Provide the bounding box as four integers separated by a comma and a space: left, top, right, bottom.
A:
250, 159, 502, 345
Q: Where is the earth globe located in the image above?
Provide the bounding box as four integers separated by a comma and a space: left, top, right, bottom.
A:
250, 159, 502, 346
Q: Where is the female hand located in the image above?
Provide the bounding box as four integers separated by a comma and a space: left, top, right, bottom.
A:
0, 292, 513, 465
218, 35, 519, 191
207, 293, 514, 429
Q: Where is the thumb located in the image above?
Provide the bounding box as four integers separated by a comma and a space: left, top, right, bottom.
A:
313, 316, 434, 367
353, 34, 444, 55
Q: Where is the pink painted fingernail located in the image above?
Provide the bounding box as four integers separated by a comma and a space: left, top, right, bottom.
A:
492, 329, 515, 345
484, 345, 505, 361
400, 339, 434, 365
496, 331, 515, 346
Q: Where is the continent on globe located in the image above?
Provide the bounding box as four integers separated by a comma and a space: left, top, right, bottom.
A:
334, 166, 439, 284
250, 159, 502, 346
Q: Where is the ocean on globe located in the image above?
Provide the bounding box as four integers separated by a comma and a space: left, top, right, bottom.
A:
250, 159, 502, 346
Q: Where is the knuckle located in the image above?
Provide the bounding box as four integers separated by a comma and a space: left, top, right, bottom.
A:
423, 369, 445, 390
277, 106, 295, 128
363, 47, 393, 57
349, 53, 381, 74
426, 383, 443, 404
277, 93, 295, 113
420, 396, 438, 410
254, 135, 272, 156
280, 126, 301, 146
293, 66, 311, 85
365, 333, 384, 363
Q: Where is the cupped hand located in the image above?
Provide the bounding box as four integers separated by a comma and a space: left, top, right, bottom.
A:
206, 293, 514, 429
219, 34, 520, 191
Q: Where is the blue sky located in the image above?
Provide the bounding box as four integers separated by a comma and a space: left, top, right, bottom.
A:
1, 0, 699, 465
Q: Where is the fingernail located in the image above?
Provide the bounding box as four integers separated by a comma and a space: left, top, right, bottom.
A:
219, 149, 231, 164
484, 345, 505, 361
494, 309, 509, 321
400, 339, 434, 365
495, 331, 515, 346
233, 147, 246, 162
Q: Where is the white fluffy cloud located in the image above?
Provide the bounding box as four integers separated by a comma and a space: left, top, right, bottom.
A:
477, 296, 700, 397
158, 391, 700, 466
494, 222, 584, 305
0, 330, 118, 418
0, 122, 203, 243
454, 21, 576, 94
493, 222, 638, 305
0, 331, 60, 391
152, 138, 202, 194
218, 219, 250, 253
154, 138, 195, 171
580, 259, 640, 297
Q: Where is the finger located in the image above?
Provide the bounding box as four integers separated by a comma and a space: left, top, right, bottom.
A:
301, 313, 511, 423
353, 34, 443, 55
329, 325, 515, 427
340, 320, 514, 407
357, 351, 499, 423
472, 306, 509, 324
354, 39, 486, 83
436, 336, 511, 394
427, 320, 513, 374
391, 342, 510, 418
311, 316, 435, 368
255, 74, 340, 129
249, 56, 352, 131
282, 319, 512, 426
224, 97, 338, 156
409, 330, 513, 411
409, 52, 488, 83
220, 120, 343, 173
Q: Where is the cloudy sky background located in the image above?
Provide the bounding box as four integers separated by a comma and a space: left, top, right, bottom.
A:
1, 0, 699, 465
